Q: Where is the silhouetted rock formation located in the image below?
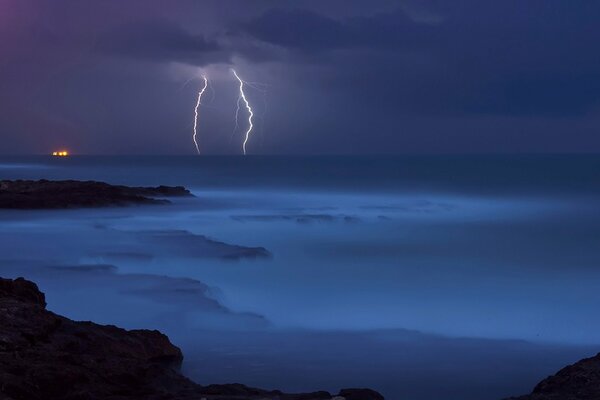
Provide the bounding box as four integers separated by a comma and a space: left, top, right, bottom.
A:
508, 353, 600, 400
338, 389, 385, 400
0, 179, 192, 209
0, 277, 384, 400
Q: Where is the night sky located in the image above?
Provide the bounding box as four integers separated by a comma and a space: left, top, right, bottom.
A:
1, 0, 600, 155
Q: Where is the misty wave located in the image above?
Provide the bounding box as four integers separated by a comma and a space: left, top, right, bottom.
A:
1, 261, 269, 330
0, 163, 54, 170
231, 213, 360, 224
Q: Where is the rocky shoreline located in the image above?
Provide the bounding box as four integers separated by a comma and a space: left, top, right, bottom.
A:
0, 276, 597, 399
507, 353, 600, 400
0, 179, 192, 209
0, 276, 383, 400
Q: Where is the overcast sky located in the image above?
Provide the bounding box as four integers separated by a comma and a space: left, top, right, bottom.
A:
1, 0, 599, 155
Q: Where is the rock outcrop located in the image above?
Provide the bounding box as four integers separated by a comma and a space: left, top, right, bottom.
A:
0, 277, 384, 400
0, 179, 192, 209
507, 353, 600, 400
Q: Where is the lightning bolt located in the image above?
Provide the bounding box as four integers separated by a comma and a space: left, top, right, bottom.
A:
231, 69, 254, 155
192, 74, 209, 155
230, 95, 242, 143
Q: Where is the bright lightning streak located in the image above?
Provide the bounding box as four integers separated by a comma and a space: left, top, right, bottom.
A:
231, 95, 242, 143
231, 69, 254, 155
192, 75, 208, 155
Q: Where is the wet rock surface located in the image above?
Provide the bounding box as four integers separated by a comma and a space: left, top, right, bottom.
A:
0, 277, 384, 400
0, 179, 192, 209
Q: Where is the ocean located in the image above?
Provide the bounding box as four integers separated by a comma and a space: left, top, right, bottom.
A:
1, 155, 599, 400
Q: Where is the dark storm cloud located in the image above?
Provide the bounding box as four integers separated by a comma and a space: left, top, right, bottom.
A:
1, 0, 600, 154
240, 9, 353, 52
242, 1, 600, 63
239, 1, 600, 118
96, 21, 229, 65
240, 7, 425, 53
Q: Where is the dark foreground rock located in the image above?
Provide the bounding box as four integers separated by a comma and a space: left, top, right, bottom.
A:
507, 352, 600, 400
0, 277, 384, 400
0, 179, 192, 209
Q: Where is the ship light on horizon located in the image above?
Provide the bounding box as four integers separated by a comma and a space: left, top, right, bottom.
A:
52, 150, 69, 157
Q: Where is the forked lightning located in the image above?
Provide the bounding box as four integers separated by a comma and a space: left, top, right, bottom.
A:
192, 75, 209, 155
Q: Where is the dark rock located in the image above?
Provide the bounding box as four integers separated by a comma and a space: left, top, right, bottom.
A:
134, 229, 272, 260
0, 277, 46, 306
0, 276, 384, 400
339, 388, 385, 400
0, 179, 192, 209
507, 353, 600, 400
0, 276, 186, 399
127, 184, 192, 198
200, 383, 285, 398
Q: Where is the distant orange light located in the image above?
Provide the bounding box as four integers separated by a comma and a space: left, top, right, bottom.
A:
52, 150, 69, 157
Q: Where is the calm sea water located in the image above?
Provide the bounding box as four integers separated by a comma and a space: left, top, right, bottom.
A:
1, 155, 599, 400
